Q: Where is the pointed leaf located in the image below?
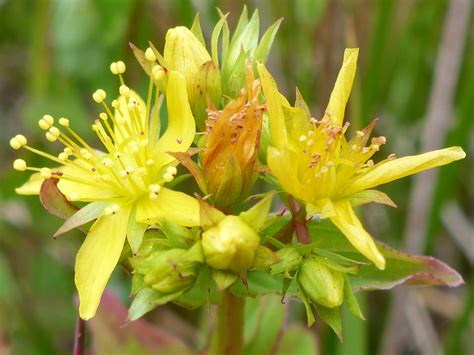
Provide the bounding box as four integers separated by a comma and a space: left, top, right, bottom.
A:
314, 304, 343, 341
251, 246, 280, 270
343, 189, 397, 208
190, 13, 205, 45
239, 193, 274, 231
254, 18, 283, 63
343, 276, 365, 320
212, 270, 238, 291
54, 201, 108, 237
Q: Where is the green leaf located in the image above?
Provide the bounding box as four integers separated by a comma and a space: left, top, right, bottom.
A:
314, 304, 343, 341
160, 219, 194, 249
244, 295, 286, 355
54, 201, 108, 237
254, 18, 283, 63
297, 285, 316, 326
190, 13, 205, 46
251, 246, 280, 270
343, 276, 365, 320
212, 270, 238, 291
309, 220, 464, 290
275, 326, 319, 355
174, 266, 214, 309
231, 271, 285, 297
211, 13, 228, 68
127, 205, 148, 254
128, 288, 184, 321
240, 193, 274, 231
343, 189, 397, 208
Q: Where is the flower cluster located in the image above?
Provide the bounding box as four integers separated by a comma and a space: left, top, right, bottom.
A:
11, 8, 465, 334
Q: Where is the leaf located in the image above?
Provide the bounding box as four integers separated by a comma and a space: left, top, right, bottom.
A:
254, 18, 283, 63
275, 326, 319, 355
212, 270, 238, 291
314, 304, 343, 341
211, 13, 229, 68
91, 289, 193, 355
190, 13, 205, 46
252, 246, 281, 270
239, 193, 274, 232
343, 189, 397, 208
128, 288, 184, 321
198, 198, 225, 227
39, 178, 78, 221
309, 220, 464, 290
127, 205, 148, 255
343, 276, 365, 320
244, 295, 286, 355
174, 266, 214, 309
54, 201, 108, 237
231, 271, 287, 298
160, 218, 194, 249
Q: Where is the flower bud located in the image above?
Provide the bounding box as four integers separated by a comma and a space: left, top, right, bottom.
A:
201, 68, 264, 208
271, 247, 303, 274
202, 215, 260, 273
298, 258, 344, 309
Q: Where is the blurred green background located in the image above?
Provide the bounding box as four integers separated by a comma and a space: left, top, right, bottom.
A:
0, 0, 472, 354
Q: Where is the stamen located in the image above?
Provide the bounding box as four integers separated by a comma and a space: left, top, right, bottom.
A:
13, 159, 27, 171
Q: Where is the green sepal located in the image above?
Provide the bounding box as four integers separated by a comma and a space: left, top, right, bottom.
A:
314, 303, 343, 341
343, 275, 365, 320
190, 13, 205, 46
212, 270, 239, 291
251, 246, 280, 270
239, 192, 274, 231
160, 218, 194, 249
128, 288, 185, 321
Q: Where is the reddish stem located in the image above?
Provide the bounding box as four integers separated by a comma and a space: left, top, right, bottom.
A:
287, 195, 311, 244
73, 312, 85, 355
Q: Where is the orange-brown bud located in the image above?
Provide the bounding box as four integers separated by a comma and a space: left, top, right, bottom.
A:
201, 67, 265, 208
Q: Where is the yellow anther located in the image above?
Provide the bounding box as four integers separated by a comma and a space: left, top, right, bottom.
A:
59, 117, 70, 127
152, 65, 165, 81
58, 152, 68, 161
361, 147, 370, 154
299, 135, 307, 142
166, 166, 177, 175
116, 61, 126, 74
307, 139, 314, 146
13, 159, 27, 171
91, 124, 99, 131
64, 147, 73, 155
40, 167, 52, 179
128, 141, 139, 153
45, 132, 57, 142
49, 127, 60, 137
148, 184, 161, 193
163, 173, 174, 182
149, 192, 159, 200
92, 89, 106, 103
111, 99, 120, 109
127, 101, 135, 111
372, 144, 380, 151
367, 160, 374, 167
120, 169, 128, 177
146, 159, 155, 166
110, 62, 119, 75
38, 118, 51, 130
137, 167, 147, 176
102, 157, 113, 167
356, 130, 364, 138
43, 114, 54, 125
119, 85, 130, 97
388, 153, 397, 160
145, 47, 156, 62
99, 112, 108, 121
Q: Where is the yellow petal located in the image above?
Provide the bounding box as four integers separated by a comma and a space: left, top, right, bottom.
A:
153, 71, 196, 167
135, 188, 200, 227
75, 204, 131, 320
257, 63, 288, 149
267, 147, 306, 200
15, 172, 43, 195
114, 89, 147, 144
343, 146, 466, 195
325, 48, 358, 126
330, 200, 385, 269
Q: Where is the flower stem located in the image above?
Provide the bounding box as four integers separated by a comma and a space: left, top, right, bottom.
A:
216, 290, 245, 355
73, 312, 85, 355
287, 195, 311, 244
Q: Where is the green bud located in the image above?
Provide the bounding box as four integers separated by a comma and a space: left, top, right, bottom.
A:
202, 215, 260, 273
271, 247, 303, 275
298, 258, 344, 309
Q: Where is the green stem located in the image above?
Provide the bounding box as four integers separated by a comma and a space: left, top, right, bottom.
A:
216, 290, 245, 355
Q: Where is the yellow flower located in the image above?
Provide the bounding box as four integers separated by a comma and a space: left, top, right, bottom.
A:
258, 49, 466, 270
201, 67, 264, 208
11, 61, 199, 319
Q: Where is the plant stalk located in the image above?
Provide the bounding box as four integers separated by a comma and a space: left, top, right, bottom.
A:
73, 312, 85, 355
216, 290, 245, 355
